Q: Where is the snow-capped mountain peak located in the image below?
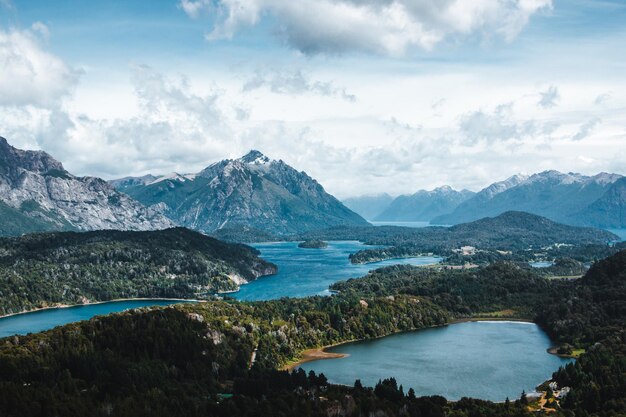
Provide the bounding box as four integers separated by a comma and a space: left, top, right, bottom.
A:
239, 150, 271, 165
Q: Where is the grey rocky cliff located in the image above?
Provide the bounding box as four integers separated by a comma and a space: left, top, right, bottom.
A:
0, 137, 173, 234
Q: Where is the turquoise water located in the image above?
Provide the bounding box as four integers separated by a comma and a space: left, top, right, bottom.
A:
370, 221, 451, 228
607, 228, 626, 242
300, 321, 572, 401
530, 261, 554, 268
233, 241, 442, 301
0, 300, 188, 338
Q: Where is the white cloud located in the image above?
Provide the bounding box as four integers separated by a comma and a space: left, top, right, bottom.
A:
572, 117, 601, 141
594, 92, 611, 105
180, 0, 552, 56
458, 103, 557, 145
243, 69, 356, 101
0, 24, 80, 107
2, 17, 625, 199
2, 64, 238, 178
178, 0, 212, 18
538, 85, 559, 108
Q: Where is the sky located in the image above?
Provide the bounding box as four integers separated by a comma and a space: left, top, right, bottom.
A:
0, 0, 625, 198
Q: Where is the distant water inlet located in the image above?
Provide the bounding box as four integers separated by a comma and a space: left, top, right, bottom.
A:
299, 321, 573, 402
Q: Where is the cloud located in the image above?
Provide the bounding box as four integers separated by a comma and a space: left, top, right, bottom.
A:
178, 0, 211, 18
0, 24, 81, 107
0, 0, 14, 10
572, 117, 601, 141
594, 92, 611, 105
179, 0, 552, 56
2, 64, 239, 178
538, 85, 559, 108
73, 65, 238, 176
242, 69, 356, 101
458, 103, 557, 145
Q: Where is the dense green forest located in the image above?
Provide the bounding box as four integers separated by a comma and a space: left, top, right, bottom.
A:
298, 240, 328, 249
0, 201, 67, 236
0, 250, 624, 416
0, 228, 276, 315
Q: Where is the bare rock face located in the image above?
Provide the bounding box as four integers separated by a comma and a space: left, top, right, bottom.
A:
0, 137, 173, 235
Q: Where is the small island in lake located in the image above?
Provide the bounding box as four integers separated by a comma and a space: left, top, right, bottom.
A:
298, 239, 328, 249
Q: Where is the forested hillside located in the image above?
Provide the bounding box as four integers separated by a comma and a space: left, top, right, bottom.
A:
0, 228, 276, 315
1, 250, 624, 416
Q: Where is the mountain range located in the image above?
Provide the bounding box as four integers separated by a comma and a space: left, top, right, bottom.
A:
343, 193, 394, 220
0, 137, 172, 236
111, 150, 369, 235
433, 171, 625, 228
2, 136, 623, 237
374, 186, 475, 222
346, 170, 624, 228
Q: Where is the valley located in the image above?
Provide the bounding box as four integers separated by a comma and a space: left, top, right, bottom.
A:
1, 2, 625, 415
0, 137, 624, 417
0, 249, 624, 416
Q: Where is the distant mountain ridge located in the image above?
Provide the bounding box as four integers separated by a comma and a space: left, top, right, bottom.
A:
433, 170, 625, 228
573, 177, 626, 228
374, 186, 475, 222
111, 150, 369, 235
342, 193, 394, 220
0, 137, 173, 236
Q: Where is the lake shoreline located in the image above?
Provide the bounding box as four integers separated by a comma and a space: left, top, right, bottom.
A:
0, 297, 201, 320
284, 317, 557, 371
350, 254, 442, 265
281, 343, 350, 371
450, 317, 534, 324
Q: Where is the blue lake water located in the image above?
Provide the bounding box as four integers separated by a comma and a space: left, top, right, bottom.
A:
607, 228, 626, 242
232, 241, 442, 301
529, 261, 554, 268
0, 300, 188, 338
300, 321, 573, 401
370, 221, 451, 228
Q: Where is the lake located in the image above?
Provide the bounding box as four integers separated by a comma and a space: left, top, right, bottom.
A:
299, 321, 572, 401
529, 261, 554, 268
370, 221, 451, 228
233, 241, 442, 301
0, 241, 440, 336
607, 228, 626, 242
0, 299, 188, 338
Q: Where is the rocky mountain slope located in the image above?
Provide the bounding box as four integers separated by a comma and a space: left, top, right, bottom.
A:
570, 177, 626, 228
374, 186, 475, 222
0, 137, 173, 236
433, 171, 624, 228
113, 150, 369, 235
